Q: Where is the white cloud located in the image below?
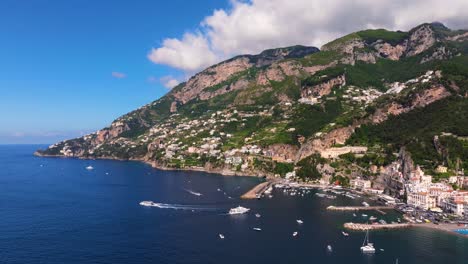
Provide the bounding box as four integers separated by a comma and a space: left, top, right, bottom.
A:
148, 0, 468, 73
148, 32, 218, 72
160, 75, 180, 89
111, 71, 126, 78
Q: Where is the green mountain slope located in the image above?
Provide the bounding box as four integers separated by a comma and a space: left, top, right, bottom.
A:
36, 22, 468, 181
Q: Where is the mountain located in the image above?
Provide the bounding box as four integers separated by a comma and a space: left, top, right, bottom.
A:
36, 23, 468, 185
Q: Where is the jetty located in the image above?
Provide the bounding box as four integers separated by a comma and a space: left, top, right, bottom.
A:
344, 222, 411, 231
241, 181, 272, 199
327, 205, 394, 214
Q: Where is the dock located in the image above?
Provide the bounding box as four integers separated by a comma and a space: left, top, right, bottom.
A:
241, 181, 272, 199
344, 222, 411, 231
327, 205, 394, 214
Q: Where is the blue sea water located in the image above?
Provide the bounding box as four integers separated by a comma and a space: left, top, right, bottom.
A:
0, 145, 467, 264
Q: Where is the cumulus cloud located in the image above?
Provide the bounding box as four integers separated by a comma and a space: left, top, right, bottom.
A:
111, 71, 126, 78
160, 75, 180, 89
148, 0, 468, 72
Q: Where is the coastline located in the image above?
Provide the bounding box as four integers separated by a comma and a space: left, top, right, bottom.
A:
34, 151, 268, 178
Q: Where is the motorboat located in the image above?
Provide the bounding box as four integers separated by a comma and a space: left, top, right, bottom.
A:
296, 219, 304, 224
293, 231, 298, 237
342, 231, 349, 236
253, 227, 262, 231
229, 206, 250, 215
85, 165, 94, 170
219, 234, 225, 239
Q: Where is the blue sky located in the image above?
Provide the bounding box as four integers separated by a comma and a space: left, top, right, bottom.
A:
2, 0, 466, 144
0, 0, 227, 144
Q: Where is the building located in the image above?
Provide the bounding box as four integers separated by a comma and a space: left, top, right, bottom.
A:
350, 177, 371, 190
407, 192, 437, 210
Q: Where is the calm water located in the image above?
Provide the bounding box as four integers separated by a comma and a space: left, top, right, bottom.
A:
0, 145, 466, 264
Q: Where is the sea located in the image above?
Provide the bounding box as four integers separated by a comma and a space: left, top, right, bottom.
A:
0, 145, 466, 264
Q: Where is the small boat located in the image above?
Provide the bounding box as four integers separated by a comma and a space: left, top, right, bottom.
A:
296, 219, 304, 224
342, 231, 349, 236
139, 201, 154, 206
362, 214, 368, 217
85, 165, 94, 170
360, 229, 376, 253
229, 206, 250, 215
380, 248, 385, 251
327, 245, 333, 252
293, 231, 298, 237
253, 227, 262, 231
255, 213, 261, 218
219, 234, 225, 239
362, 202, 370, 207
353, 213, 357, 217
217, 188, 222, 192
369, 216, 377, 221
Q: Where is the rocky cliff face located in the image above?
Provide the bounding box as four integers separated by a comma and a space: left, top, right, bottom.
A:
36, 23, 468, 181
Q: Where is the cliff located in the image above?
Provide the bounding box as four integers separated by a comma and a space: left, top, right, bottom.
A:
36, 22, 468, 182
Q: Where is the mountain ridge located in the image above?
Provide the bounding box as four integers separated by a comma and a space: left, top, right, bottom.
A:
36, 22, 468, 186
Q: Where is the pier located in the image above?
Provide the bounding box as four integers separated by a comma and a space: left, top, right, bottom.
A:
327, 205, 394, 214
344, 222, 411, 231
241, 181, 272, 199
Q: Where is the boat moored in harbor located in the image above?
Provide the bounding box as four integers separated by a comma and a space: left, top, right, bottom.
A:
229, 206, 250, 215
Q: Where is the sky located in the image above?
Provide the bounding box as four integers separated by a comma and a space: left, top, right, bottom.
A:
1, 0, 467, 144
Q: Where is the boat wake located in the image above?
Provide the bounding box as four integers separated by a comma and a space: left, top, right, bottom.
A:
183, 188, 203, 196
139, 201, 218, 211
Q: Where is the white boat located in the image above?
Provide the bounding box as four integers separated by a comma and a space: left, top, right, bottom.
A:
342, 231, 349, 236
139, 201, 155, 206
369, 216, 377, 221
327, 245, 333, 252
353, 213, 357, 217
293, 231, 298, 237
219, 234, 225, 239
85, 165, 94, 170
253, 227, 262, 231
255, 213, 261, 218
380, 248, 385, 251
229, 206, 250, 215
360, 229, 376, 253
362, 214, 368, 217
362, 202, 370, 207
296, 219, 304, 224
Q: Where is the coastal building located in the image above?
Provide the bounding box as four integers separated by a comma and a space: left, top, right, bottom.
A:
407, 192, 437, 210
350, 177, 371, 190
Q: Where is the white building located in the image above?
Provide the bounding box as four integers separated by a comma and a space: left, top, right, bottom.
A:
407, 192, 437, 210
350, 177, 371, 190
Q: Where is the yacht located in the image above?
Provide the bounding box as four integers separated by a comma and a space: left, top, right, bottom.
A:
296, 219, 304, 224
219, 234, 225, 239
85, 165, 94, 170
139, 201, 155, 206
228, 206, 250, 215
360, 229, 376, 253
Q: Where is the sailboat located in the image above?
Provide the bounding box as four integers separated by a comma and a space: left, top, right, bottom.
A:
360, 229, 376, 253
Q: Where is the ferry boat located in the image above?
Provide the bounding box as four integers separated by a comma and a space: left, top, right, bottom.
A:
229, 206, 250, 215
360, 229, 376, 253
